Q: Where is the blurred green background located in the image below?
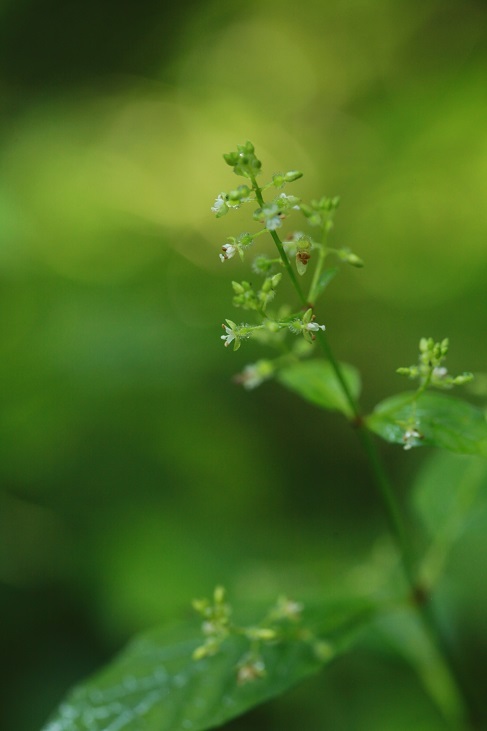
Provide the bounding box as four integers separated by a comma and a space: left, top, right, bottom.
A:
1, 0, 487, 729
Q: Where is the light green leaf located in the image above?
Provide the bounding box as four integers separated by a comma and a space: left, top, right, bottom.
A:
277, 360, 361, 418
366, 391, 487, 456
41, 600, 373, 731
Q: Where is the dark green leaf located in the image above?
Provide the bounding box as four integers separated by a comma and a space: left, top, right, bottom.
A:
277, 360, 361, 418
366, 392, 487, 457
41, 599, 373, 731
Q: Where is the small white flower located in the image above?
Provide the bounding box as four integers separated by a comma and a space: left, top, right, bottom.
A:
237, 659, 265, 685
433, 366, 448, 378
221, 324, 236, 347
235, 360, 273, 390
240, 365, 263, 389
289, 317, 326, 342
219, 243, 237, 262
306, 322, 326, 332
211, 193, 226, 214
403, 428, 422, 450
266, 215, 282, 231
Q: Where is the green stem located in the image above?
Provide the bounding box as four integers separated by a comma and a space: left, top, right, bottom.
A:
251, 178, 308, 304
308, 228, 328, 305
308, 243, 326, 305
250, 175, 474, 728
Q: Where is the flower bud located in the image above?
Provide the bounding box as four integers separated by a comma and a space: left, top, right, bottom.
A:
453, 373, 474, 385
228, 184, 251, 202
238, 232, 254, 247
299, 203, 313, 217
346, 252, 364, 267
223, 152, 239, 167
284, 170, 303, 182
214, 585, 226, 604
232, 281, 245, 295
396, 367, 412, 376
272, 173, 285, 188
245, 627, 277, 641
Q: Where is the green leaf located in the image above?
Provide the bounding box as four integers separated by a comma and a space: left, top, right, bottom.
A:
412, 451, 487, 585
41, 599, 373, 731
277, 360, 361, 418
366, 391, 487, 456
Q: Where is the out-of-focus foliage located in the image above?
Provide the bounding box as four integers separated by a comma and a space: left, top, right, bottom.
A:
41, 598, 375, 731
1, 1, 487, 730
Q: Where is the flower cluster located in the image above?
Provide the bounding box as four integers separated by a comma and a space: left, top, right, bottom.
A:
223, 141, 262, 179
192, 586, 232, 660
397, 337, 473, 391
192, 587, 306, 685
212, 142, 365, 392
232, 274, 282, 313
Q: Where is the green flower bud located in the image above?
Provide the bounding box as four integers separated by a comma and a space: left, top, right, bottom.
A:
252, 255, 274, 275
192, 643, 214, 661
346, 253, 364, 267
232, 281, 245, 295
396, 367, 412, 376
284, 170, 303, 182
245, 627, 277, 641
228, 184, 251, 202
271, 273, 282, 288
192, 598, 209, 614
453, 372, 474, 385
266, 320, 281, 333
223, 152, 240, 167
338, 248, 364, 267
272, 173, 285, 188
238, 232, 254, 247
214, 585, 226, 604
224, 143, 262, 178
299, 203, 313, 217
